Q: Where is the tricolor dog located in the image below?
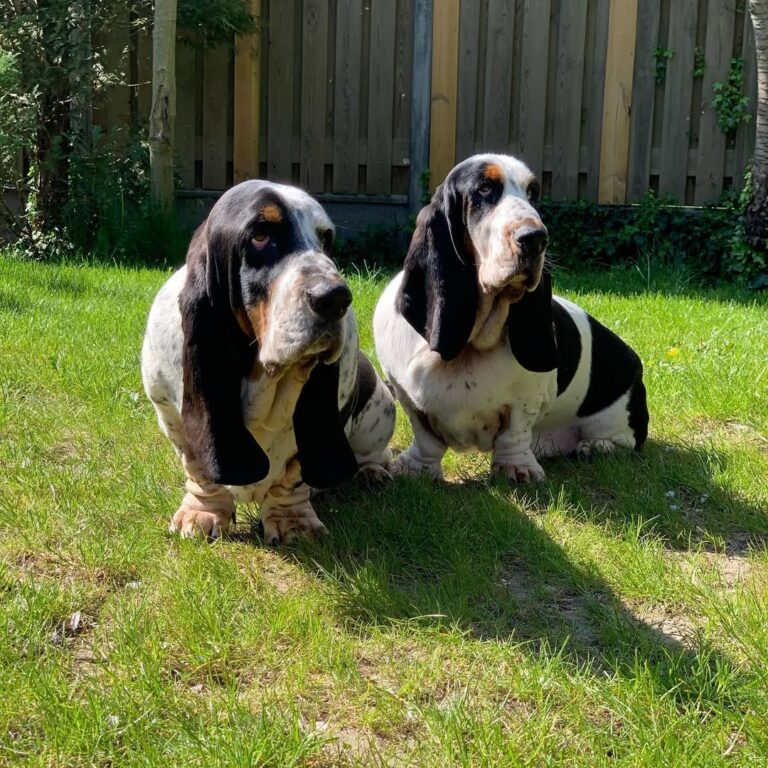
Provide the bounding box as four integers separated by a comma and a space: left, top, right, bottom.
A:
374, 154, 648, 483
142, 180, 395, 543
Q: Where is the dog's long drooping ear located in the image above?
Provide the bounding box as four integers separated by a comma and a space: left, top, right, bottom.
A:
293, 361, 358, 488
179, 221, 270, 487
397, 182, 478, 361
506, 271, 558, 373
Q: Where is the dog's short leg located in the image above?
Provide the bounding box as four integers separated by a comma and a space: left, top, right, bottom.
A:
169, 453, 236, 539
346, 376, 397, 485
394, 418, 447, 481
260, 458, 327, 546
492, 402, 546, 483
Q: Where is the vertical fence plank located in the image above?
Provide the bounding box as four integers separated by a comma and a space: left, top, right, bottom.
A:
627, 0, 660, 201
584, 0, 609, 201
202, 46, 229, 189
429, 0, 460, 190
659, 1, 697, 200
97, 10, 131, 136
599, 0, 638, 203
552, 0, 588, 199
694, 0, 735, 203
393, 0, 413, 164
734, 10, 757, 191
366, 0, 396, 193
410, 0, 433, 210
482, 0, 515, 152
176, 42, 197, 187
234, 0, 262, 183
519, 0, 551, 179
300, 0, 328, 191
267, 0, 296, 182
333, 0, 363, 193
456, 0, 481, 160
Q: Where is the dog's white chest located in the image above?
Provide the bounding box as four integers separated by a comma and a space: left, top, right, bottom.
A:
409, 343, 551, 451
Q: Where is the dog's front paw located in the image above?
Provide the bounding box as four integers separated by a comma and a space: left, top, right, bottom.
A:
260, 504, 328, 546
491, 454, 546, 484
357, 460, 394, 486
170, 506, 232, 540
393, 451, 444, 481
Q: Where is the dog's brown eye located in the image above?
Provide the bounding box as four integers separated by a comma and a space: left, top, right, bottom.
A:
252, 231, 269, 249
477, 183, 493, 197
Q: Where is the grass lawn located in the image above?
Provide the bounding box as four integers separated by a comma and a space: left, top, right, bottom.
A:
1, 251, 767, 766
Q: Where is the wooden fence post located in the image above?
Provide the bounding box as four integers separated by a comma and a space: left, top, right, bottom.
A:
234, 0, 262, 183
409, 0, 433, 212
429, 0, 460, 192
599, 0, 638, 203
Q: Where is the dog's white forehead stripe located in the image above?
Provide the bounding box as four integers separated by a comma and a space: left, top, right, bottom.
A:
270, 182, 334, 239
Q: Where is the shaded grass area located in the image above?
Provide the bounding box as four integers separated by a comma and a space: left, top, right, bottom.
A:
1, 253, 767, 765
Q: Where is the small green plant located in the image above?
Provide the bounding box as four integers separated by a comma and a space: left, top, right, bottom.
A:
711, 58, 751, 134
419, 168, 432, 205
693, 47, 706, 78
654, 47, 675, 84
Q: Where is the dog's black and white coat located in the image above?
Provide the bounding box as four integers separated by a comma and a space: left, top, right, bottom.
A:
374, 154, 648, 482
142, 180, 395, 542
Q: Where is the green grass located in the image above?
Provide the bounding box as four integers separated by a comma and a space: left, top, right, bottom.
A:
1, 252, 767, 766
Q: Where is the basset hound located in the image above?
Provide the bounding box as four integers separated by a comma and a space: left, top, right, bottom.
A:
373, 154, 648, 483
142, 180, 395, 543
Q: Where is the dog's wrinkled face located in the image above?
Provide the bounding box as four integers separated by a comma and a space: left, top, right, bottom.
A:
446, 154, 547, 297
210, 181, 350, 376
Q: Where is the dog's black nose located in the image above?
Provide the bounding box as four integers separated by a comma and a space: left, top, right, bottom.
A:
516, 226, 549, 260
307, 283, 352, 321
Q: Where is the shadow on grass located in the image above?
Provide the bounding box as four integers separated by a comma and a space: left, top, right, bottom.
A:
230, 437, 765, 710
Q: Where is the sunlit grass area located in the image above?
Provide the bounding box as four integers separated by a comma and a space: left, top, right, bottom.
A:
1, 252, 767, 766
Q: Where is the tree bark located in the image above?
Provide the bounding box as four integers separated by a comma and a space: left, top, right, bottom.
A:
745, 0, 768, 252
149, 0, 177, 212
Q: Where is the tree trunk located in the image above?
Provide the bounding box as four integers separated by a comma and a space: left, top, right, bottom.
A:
149, 0, 177, 212
745, 0, 768, 252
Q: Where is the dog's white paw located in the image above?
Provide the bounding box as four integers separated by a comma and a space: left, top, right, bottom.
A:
169, 506, 232, 540
393, 451, 444, 481
491, 454, 546, 484
357, 461, 394, 486
576, 438, 618, 459
260, 504, 328, 547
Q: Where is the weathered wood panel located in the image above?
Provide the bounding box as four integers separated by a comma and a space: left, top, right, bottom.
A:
267, 0, 296, 182
233, 0, 262, 183
202, 45, 229, 189
734, 8, 757, 191
694, 0, 735, 203
430, 0, 460, 190
552, 0, 588, 199
456, 0, 481, 160
333, 0, 363, 192
300, 0, 328, 192
599, 0, 638, 203
627, 0, 661, 201
175, 43, 197, 187
366, 0, 397, 193
584, 0, 609, 200
518, 0, 551, 179
659, 1, 698, 199
482, 0, 515, 152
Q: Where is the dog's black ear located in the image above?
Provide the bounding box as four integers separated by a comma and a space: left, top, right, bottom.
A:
506, 270, 558, 372
293, 360, 358, 488
179, 221, 271, 486
397, 182, 478, 361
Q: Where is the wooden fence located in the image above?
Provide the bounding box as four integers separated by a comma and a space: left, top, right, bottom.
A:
94, 0, 758, 206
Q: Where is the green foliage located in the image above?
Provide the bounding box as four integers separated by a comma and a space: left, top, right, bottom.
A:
654, 47, 675, 85
177, 0, 260, 48
693, 47, 706, 78
711, 58, 751, 134
538, 184, 765, 285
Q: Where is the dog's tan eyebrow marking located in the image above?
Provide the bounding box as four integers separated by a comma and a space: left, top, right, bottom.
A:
483, 163, 504, 183
260, 204, 283, 223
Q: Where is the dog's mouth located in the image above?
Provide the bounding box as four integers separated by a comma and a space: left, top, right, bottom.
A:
261, 327, 344, 378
